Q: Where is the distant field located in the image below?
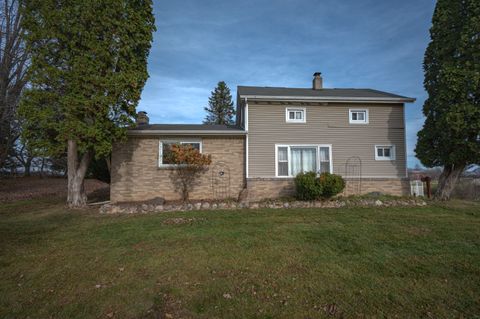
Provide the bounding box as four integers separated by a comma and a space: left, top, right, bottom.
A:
1, 199, 479, 318
0, 177, 109, 203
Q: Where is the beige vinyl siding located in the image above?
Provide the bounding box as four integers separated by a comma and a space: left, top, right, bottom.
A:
248, 102, 406, 178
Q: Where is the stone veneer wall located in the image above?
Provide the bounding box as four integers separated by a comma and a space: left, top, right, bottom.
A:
246, 177, 410, 201
111, 136, 245, 203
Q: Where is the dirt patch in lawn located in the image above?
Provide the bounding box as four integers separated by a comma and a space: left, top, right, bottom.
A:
0, 176, 109, 203
162, 217, 205, 225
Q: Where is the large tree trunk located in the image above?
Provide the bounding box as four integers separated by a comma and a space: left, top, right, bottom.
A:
67, 140, 92, 208
105, 156, 111, 173
435, 164, 464, 200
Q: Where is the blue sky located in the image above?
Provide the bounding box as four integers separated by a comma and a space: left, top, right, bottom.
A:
138, 0, 437, 168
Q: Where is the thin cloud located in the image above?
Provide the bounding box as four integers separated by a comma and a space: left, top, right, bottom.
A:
139, 0, 436, 167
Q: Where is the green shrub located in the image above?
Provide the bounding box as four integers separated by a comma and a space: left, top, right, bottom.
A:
294, 172, 322, 200
319, 172, 345, 198
295, 172, 346, 200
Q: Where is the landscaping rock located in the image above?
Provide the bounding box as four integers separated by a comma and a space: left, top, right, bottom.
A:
99, 196, 428, 214
144, 197, 165, 205
218, 202, 228, 209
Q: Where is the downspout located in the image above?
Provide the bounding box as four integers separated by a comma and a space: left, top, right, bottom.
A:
403, 103, 408, 178
245, 97, 249, 187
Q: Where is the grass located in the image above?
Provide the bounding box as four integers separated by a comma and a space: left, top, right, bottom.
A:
1, 199, 479, 318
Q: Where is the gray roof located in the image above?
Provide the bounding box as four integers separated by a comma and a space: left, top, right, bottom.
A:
128, 124, 246, 136
237, 86, 415, 102
131, 124, 241, 131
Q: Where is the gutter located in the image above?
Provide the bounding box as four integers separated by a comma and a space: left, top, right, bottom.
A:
127, 130, 247, 136
239, 95, 416, 103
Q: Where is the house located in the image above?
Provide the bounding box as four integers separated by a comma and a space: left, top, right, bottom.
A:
110, 73, 415, 203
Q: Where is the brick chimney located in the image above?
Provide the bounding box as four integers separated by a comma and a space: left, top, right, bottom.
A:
312, 72, 323, 90
136, 111, 149, 125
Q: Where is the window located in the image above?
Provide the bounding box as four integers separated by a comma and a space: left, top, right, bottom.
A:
159, 140, 202, 166
290, 147, 317, 175
349, 109, 369, 124
286, 108, 306, 123
277, 147, 289, 176
276, 145, 332, 177
319, 147, 330, 173
375, 145, 395, 161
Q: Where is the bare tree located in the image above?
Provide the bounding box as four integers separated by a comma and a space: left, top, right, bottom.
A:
12, 140, 33, 175
0, 0, 28, 169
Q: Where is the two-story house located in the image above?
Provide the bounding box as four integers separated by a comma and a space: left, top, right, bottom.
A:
110, 73, 415, 203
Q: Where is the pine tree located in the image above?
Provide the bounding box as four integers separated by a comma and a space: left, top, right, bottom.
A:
203, 81, 236, 125
19, 0, 155, 207
415, 0, 480, 200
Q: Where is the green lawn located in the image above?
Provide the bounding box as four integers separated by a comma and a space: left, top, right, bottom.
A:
1, 199, 479, 318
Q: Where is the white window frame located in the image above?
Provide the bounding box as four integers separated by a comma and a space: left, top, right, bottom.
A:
285, 107, 306, 123
275, 144, 333, 177
349, 108, 369, 124
158, 139, 203, 167
374, 145, 396, 161
276, 146, 289, 177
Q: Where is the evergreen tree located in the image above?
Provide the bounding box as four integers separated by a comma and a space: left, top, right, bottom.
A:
19, 0, 155, 207
203, 81, 235, 125
415, 0, 480, 200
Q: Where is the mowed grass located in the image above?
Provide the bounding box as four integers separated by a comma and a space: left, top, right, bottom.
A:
0, 199, 479, 318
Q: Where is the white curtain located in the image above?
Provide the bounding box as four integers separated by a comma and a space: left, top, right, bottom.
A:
319, 147, 330, 173
291, 147, 316, 175
278, 147, 288, 161
277, 147, 289, 176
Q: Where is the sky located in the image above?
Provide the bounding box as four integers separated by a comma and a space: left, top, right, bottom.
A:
138, 0, 437, 168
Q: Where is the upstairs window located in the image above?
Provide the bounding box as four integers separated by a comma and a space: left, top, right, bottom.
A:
349, 109, 369, 124
159, 140, 202, 166
375, 145, 395, 161
286, 108, 306, 123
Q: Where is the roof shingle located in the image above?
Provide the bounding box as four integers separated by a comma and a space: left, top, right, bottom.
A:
130, 124, 244, 132
237, 86, 415, 101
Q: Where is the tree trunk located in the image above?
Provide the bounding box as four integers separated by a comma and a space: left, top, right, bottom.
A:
105, 156, 111, 173
67, 140, 92, 208
24, 157, 32, 176
23, 159, 32, 176
435, 164, 464, 200
40, 157, 45, 178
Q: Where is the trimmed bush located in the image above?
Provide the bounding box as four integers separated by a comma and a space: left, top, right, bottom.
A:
294, 172, 322, 200
319, 172, 345, 198
295, 172, 346, 200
